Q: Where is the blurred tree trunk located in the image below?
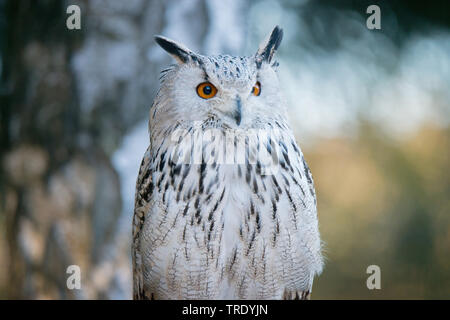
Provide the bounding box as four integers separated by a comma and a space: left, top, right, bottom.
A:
0, 0, 247, 299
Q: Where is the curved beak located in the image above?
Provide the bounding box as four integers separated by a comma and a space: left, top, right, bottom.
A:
233, 96, 242, 126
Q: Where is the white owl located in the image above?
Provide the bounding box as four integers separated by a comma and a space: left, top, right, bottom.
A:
132, 26, 323, 300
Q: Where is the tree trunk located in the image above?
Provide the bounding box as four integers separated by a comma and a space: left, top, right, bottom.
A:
0, 0, 248, 299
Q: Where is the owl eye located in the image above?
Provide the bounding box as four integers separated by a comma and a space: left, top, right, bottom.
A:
251, 81, 261, 96
197, 82, 217, 99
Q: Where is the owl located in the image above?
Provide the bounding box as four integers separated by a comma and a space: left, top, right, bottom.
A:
132, 26, 323, 300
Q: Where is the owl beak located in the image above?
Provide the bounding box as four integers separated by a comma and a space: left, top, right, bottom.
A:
233, 96, 242, 126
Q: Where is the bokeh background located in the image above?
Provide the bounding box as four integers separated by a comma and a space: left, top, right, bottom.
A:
0, 0, 449, 299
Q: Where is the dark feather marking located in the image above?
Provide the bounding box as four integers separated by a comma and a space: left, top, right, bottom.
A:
272, 199, 277, 220
172, 164, 181, 177
266, 139, 272, 154
219, 188, 226, 201
291, 141, 301, 155
198, 163, 206, 194
282, 151, 292, 171
178, 165, 190, 192
253, 178, 258, 194
245, 164, 251, 184
229, 247, 238, 271
208, 188, 225, 221
302, 157, 313, 184
194, 198, 202, 224
182, 203, 189, 216
279, 156, 288, 171
157, 172, 166, 192
246, 230, 256, 256
143, 181, 154, 202
141, 161, 151, 180
177, 179, 184, 194
256, 161, 262, 175
159, 150, 167, 171
285, 187, 298, 228
208, 200, 219, 221
280, 140, 288, 153
296, 167, 303, 180
159, 66, 174, 80
164, 181, 169, 192
184, 243, 189, 261
260, 195, 266, 205
255, 211, 261, 232
281, 173, 290, 186
204, 193, 213, 204
271, 176, 282, 194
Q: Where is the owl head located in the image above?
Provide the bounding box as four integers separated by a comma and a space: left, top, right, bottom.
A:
152, 26, 286, 131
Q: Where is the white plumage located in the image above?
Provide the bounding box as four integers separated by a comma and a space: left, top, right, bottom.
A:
132, 26, 323, 300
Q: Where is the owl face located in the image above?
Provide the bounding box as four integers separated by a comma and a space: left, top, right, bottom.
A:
153, 26, 286, 131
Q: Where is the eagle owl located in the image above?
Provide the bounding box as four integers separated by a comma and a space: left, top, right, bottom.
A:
132, 26, 323, 300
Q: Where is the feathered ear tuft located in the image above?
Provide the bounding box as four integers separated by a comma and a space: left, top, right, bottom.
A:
255, 26, 283, 67
154, 35, 196, 64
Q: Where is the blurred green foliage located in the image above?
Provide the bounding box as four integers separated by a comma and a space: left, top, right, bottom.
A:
309, 124, 449, 299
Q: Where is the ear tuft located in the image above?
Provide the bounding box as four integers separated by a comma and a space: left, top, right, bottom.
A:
154, 35, 193, 64
256, 26, 283, 67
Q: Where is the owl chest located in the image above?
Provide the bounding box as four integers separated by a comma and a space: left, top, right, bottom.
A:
149, 162, 254, 236
143, 150, 313, 298
148, 160, 285, 259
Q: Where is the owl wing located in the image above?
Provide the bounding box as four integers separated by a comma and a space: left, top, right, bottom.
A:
132, 146, 153, 299
276, 138, 323, 298
289, 151, 323, 296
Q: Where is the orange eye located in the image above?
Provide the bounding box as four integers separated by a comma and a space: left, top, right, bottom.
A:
197, 82, 217, 99
252, 81, 261, 96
